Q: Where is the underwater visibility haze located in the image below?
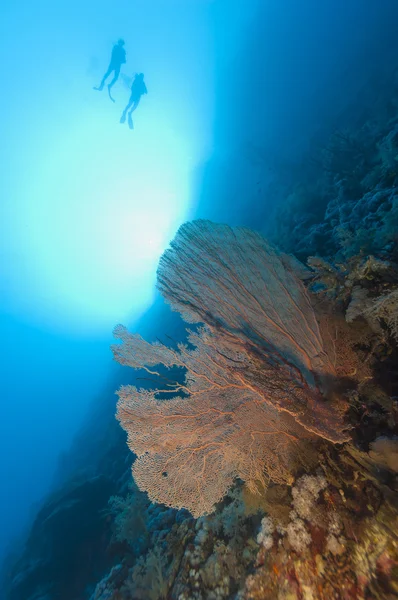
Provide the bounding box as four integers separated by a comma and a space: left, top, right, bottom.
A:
0, 0, 222, 571
2, 1, 398, 599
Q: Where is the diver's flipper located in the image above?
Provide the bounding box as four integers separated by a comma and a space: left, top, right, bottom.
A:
120, 113, 126, 124
107, 85, 115, 103
93, 85, 103, 91
127, 114, 134, 130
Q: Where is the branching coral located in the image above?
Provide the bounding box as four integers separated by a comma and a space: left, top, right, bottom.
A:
108, 489, 149, 549
255, 474, 346, 558
364, 289, 398, 340
268, 87, 398, 263
256, 517, 274, 551
345, 279, 398, 342
307, 252, 398, 349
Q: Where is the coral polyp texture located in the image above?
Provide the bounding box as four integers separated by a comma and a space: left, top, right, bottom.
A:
114, 325, 310, 517
112, 220, 349, 517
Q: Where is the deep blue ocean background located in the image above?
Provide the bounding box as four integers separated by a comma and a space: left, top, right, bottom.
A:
2, 1, 398, 598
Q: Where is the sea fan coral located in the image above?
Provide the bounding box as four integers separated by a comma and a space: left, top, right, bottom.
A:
112, 220, 349, 517
155, 220, 348, 440
114, 325, 310, 517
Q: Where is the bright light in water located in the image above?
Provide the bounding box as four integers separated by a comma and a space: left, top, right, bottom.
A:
0, 2, 216, 337
9, 98, 196, 335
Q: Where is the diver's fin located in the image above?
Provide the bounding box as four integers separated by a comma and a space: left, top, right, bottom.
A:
120, 113, 126, 124
127, 114, 134, 130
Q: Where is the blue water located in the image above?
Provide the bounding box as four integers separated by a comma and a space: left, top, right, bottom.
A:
1, 0, 398, 596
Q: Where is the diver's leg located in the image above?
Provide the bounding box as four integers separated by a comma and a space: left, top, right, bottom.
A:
128, 98, 140, 115
107, 67, 120, 102
94, 65, 112, 91
127, 100, 140, 130
120, 97, 134, 124
120, 106, 128, 123
108, 66, 120, 90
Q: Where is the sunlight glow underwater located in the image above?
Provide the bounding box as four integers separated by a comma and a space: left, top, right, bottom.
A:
11, 99, 194, 335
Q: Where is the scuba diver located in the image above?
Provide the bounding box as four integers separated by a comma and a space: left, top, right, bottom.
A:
120, 73, 148, 130
94, 39, 126, 102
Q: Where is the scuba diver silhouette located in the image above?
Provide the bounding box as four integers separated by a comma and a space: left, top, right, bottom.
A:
94, 39, 126, 102
120, 73, 148, 130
